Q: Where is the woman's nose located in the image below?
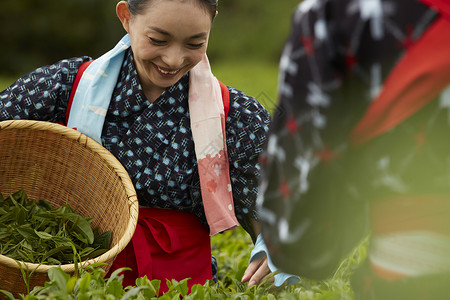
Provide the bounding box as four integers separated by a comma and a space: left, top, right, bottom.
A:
161, 46, 185, 68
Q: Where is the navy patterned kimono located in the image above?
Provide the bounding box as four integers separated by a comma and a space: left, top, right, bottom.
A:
258, 0, 450, 298
0, 49, 270, 244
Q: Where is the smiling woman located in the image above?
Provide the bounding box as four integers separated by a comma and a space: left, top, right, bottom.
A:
0, 0, 283, 295
116, 0, 214, 102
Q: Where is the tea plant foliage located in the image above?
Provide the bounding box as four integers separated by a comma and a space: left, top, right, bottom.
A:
0, 227, 367, 299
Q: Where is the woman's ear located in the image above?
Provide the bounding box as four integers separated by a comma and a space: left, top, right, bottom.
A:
116, 1, 131, 33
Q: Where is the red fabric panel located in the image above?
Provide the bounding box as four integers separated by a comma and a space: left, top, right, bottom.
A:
420, 0, 450, 20
350, 16, 450, 145
106, 207, 212, 295
66, 60, 93, 125
219, 80, 230, 121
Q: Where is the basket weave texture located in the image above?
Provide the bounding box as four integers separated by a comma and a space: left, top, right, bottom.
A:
0, 120, 139, 295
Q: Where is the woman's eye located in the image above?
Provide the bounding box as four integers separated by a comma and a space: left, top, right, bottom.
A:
188, 43, 205, 49
150, 38, 167, 45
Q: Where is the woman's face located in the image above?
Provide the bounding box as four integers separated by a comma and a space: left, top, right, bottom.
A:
117, 0, 213, 98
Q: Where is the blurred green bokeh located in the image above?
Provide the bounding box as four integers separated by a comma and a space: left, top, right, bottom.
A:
0, 0, 299, 110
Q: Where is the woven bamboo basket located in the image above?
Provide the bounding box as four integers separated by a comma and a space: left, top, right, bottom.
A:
0, 120, 139, 296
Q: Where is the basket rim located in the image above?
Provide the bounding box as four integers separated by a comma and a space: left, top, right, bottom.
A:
0, 119, 139, 273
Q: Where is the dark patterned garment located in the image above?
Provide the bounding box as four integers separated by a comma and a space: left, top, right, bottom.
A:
0, 49, 270, 242
258, 0, 450, 298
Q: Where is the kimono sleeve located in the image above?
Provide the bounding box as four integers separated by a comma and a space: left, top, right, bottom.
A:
0, 56, 91, 123
225, 87, 271, 243
257, 0, 370, 279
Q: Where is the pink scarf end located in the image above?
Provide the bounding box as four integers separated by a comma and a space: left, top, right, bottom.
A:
189, 54, 239, 236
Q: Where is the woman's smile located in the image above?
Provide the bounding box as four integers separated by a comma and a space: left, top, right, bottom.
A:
153, 63, 182, 77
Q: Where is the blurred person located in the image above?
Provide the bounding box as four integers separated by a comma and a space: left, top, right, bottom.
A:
257, 0, 450, 298
0, 0, 299, 294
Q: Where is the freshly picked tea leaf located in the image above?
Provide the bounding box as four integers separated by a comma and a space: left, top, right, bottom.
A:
0, 189, 113, 265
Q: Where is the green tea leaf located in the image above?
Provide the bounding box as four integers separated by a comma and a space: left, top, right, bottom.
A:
16, 226, 37, 240
21, 239, 33, 251
36, 199, 54, 211
52, 236, 75, 247
0, 209, 15, 224
171, 278, 189, 296
48, 267, 70, 290
188, 284, 205, 299
78, 246, 96, 257
13, 206, 27, 225
66, 276, 77, 294
71, 230, 90, 245
106, 267, 132, 285
10, 189, 27, 206
47, 257, 62, 265
65, 213, 94, 244
92, 230, 113, 249
120, 286, 149, 300
106, 279, 126, 298
135, 276, 160, 298
0, 289, 15, 300
34, 229, 53, 240
78, 272, 92, 293
42, 245, 73, 261
84, 248, 108, 260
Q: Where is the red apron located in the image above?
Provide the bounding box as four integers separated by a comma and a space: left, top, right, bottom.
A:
106, 207, 213, 294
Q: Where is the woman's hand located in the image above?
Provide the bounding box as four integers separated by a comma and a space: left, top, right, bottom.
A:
241, 219, 274, 287
241, 253, 274, 287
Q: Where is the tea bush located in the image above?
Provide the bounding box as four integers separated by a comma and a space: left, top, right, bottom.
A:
0, 227, 367, 299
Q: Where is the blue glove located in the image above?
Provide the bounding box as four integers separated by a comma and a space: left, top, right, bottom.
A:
250, 234, 300, 287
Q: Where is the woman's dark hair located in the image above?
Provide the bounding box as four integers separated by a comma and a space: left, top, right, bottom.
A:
127, 0, 218, 20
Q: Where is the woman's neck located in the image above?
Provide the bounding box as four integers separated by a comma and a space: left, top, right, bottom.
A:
143, 85, 165, 103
